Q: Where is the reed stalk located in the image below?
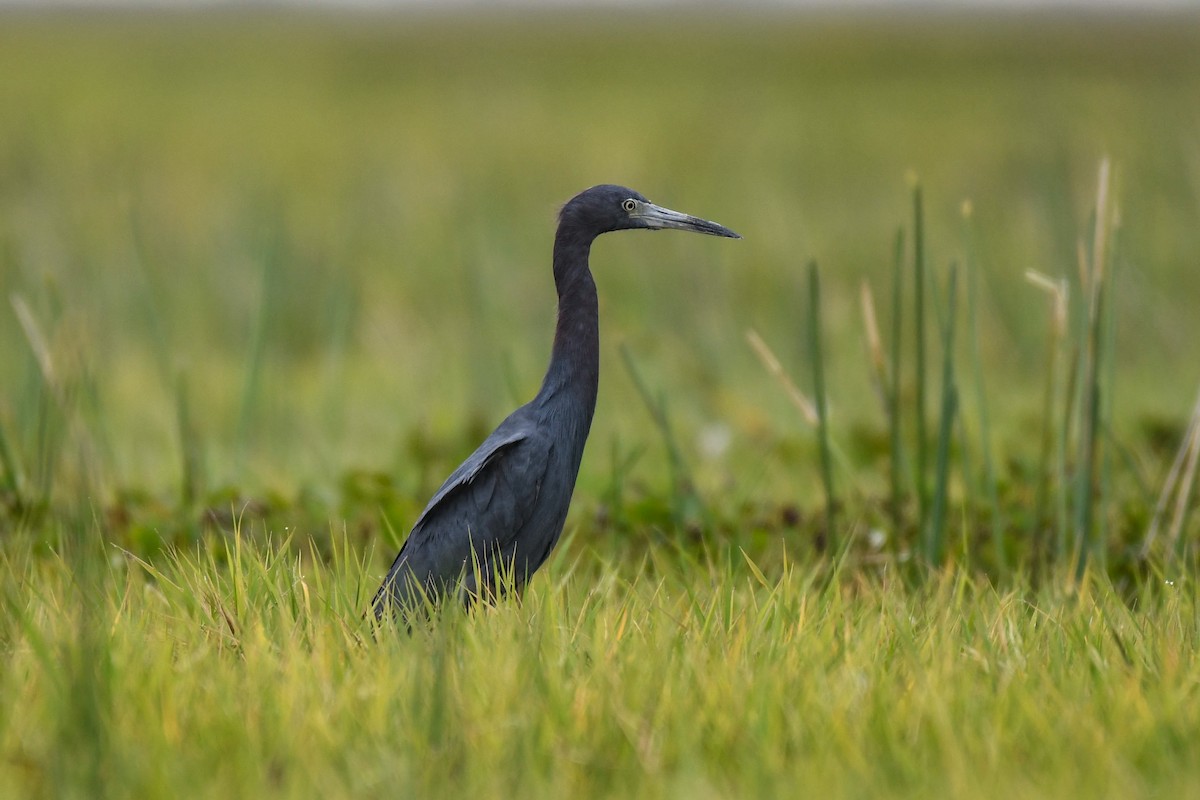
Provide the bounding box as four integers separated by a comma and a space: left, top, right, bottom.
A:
808, 261, 837, 549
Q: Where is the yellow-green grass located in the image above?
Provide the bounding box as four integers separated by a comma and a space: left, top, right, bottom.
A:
3, 530, 1199, 799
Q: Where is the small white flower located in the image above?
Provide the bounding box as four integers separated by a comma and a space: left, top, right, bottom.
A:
697, 423, 732, 460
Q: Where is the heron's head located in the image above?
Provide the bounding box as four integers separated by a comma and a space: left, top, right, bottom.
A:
559, 184, 740, 241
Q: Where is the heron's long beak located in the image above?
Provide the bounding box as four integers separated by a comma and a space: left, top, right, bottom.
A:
640, 203, 741, 239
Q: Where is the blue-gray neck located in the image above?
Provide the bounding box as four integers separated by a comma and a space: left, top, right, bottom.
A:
534, 227, 600, 446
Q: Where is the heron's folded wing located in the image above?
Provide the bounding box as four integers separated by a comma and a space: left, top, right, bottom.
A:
380, 424, 553, 597
412, 427, 535, 529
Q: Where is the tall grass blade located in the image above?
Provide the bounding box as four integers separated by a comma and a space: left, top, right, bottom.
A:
1099, 213, 1121, 558
1026, 270, 1070, 565
618, 343, 705, 532
889, 227, 907, 536
926, 266, 958, 566
745, 328, 860, 498
235, 234, 280, 470
1168, 421, 1200, 559
1143, 385, 1200, 558
745, 329, 817, 425
1058, 261, 1083, 564
601, 437, 646, 535
12, 294, 71, 504
912, 183, 929, 531
962, 202, 1004, 569
859, 280, 888, 415
807, 261, 837, 550
175, 372, 205, 511
126, 202, 175, 384
0, 408, 22, 501
1074, 158, 1112, 578
319, 280, 357, 453
11, 294, 59, 397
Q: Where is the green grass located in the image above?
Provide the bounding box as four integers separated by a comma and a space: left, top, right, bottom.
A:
2, 9, 1200, 797
3, 531, 1200, 798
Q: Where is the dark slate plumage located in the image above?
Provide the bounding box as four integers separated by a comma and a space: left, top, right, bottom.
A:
372, 185, 738, 618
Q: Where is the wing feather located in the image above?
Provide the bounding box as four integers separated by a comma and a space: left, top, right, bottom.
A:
373, 417, 552, 613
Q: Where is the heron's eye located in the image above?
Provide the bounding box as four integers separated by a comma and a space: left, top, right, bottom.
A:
622, 199, 637, 213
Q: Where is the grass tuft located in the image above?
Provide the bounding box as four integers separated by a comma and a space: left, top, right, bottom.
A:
4, 535, 1200, 798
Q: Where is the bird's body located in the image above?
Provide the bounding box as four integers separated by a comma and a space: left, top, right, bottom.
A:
372, 185, 738, 618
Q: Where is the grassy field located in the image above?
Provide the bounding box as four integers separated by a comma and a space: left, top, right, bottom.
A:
2, 9, 1200, 798
4, 536, 1200, 799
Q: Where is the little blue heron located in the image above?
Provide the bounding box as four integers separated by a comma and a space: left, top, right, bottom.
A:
371, 184, 739, 619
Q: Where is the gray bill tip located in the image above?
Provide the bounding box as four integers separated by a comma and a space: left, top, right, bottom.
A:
700, 219, 741, 239
643, 203, 742, 239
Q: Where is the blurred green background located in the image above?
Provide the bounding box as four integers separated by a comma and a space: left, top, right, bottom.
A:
1, 10, 1198, 545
